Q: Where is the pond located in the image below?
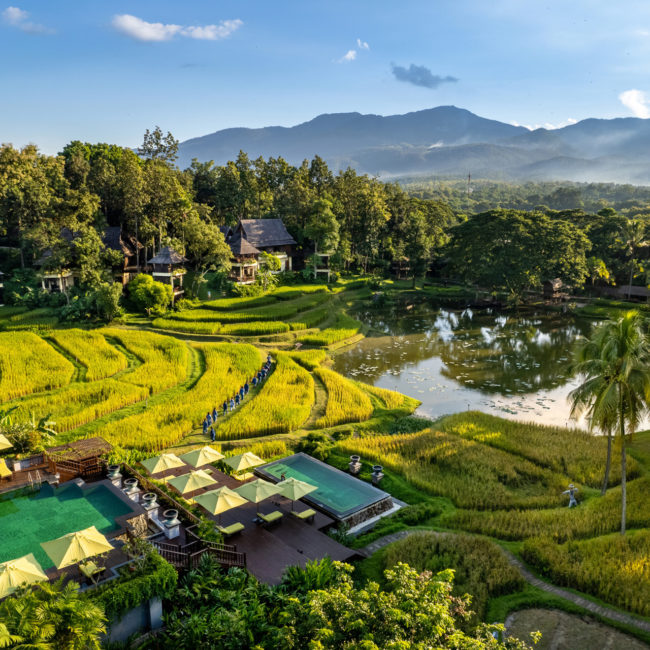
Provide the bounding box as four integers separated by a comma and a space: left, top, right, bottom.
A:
332, 297, 595, 427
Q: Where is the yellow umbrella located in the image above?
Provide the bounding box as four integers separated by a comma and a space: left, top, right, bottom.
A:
180, 446, 224, 468
277, 477, 317, 502
193, 486, 249, 522
234, 479, 282, 513
141, 453, 185, 476
224, 452, 264, 473
0, 553, 48, 597
0, 434, 12, 451
168, 469, 217, 495
41, 526, 114, 570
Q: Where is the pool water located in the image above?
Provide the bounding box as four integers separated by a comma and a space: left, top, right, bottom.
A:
0, 483, 133, 568
260, 453, 389, 519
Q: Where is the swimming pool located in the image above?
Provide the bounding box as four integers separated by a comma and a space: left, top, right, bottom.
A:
0, 482, 135, 568
258, 453, 392, 522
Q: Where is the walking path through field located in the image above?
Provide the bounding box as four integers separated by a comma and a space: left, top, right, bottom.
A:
358, 530, 650, 635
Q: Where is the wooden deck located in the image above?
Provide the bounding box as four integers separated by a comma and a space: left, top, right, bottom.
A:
0, 465, 57, 495
149, 463, 358, 584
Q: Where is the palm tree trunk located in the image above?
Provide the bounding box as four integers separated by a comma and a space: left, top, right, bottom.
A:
601, 430, 612, 495
619, 389, 627, 535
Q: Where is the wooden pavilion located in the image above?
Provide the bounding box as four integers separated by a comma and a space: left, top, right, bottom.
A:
147, 246, 187, 303
45, 437, 112, 482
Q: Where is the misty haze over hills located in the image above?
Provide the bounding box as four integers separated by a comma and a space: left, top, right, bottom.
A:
177, 106, 650, 184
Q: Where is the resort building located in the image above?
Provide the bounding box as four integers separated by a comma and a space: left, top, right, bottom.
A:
102, 227, 144, 285
233, 219, 296, 272
228, 233, 260, 284
147, 246, 187, 304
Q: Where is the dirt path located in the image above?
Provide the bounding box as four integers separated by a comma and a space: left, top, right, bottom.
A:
358, 530, 650, 636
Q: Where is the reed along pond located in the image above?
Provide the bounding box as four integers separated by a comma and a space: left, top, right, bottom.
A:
333, 297, 595, 427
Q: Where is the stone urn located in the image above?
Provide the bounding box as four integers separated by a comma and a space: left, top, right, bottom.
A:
349, 455, 361, 475
142, 492, 158, 508
163, 509, 180, 526
371, 465, 384, 485
123, 477, 139, 493
107, 464, 121, 480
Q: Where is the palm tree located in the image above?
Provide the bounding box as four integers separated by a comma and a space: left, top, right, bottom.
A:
619, 218, 648, 299
569, 311, 650, 534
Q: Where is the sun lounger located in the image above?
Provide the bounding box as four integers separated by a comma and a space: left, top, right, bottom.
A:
0, 459, 12, 480
217, 522, 245, 537
80, 561, 106, 584
258, 511, 283, 526
291, 508, 316, 523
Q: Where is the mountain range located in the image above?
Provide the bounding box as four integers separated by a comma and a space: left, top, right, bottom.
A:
177, 106, 650, 184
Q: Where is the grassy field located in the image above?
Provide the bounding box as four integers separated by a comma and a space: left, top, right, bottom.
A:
314, 367, 373, 428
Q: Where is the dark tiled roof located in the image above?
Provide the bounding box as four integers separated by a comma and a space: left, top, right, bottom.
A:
239, 219, 296, 247
102, 227, 142, 255
148, 246, 187, 265
219, 225, 233, 241
229, 233, 260, 256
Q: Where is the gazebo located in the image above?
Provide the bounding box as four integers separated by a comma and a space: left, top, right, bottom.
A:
45, 437, 112, 482
148, 246, 187, 303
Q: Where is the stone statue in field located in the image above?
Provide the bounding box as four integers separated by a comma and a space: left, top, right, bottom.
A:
562, 483, 579, 507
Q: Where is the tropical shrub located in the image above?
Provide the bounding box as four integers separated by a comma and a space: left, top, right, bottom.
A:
216, 353, 314, 439
383, 532, 525, 628
337, 429, 569, 510
0, 331, 74, 402
521, 530, 650, 617
49, 329, 127, 381
315, 367, 373, 428
100, 343, 262, 450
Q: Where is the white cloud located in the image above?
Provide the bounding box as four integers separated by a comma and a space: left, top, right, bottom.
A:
337, 49, 357, 63
2, 6, 52, 33
356, 38, 369, 50
112, 14, 242, 42
619, 89, 650, 118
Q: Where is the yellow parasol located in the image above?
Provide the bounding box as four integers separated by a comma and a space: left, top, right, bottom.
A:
234, 479, 282, 513
0, 554, 48, 598
224, 452, 264, 473
40, 526, 114, 569
0, 434, 12, 451
180, 446, 224, 468
167, 469, 217, 495
140, 453, 185, 476
193, 486, 249, 522
277, 477, 317, 502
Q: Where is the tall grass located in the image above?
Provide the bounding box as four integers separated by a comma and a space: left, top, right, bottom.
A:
100, 343, 263, 451
442, 477, 650, 542
314, 367, 373, 428
283, 349, 327, 371
220, 321, 290, 336
0, 332, 74, 402
357, 382, 405, 409
298, 313, 362, 347
49, 329, 127, 381
337, 429, 569, 510
438, 411, 639, 488
521, 530, 650, 617
152, 318, 221, 335
289, 306, 330, 331
215, 353, 314, 439
9, 380, 148, 432
0, 308, 60, 332
100, 328, 188, 394
203, 295, 278, 311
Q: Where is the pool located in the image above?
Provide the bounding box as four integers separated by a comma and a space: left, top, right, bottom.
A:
0, 482, 135, 568
257, 453, 392, 524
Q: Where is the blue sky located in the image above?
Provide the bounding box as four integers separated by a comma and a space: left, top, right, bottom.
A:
2, 0, 650, 154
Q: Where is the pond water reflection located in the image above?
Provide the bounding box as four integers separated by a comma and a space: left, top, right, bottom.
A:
332, 298, 595, 427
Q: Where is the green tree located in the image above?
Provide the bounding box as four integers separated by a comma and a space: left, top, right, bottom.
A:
137, 126, 179, 164
183, 214, 232, 294
127, 273, 172, 316
0, 579, 106, 649
569, 311, 650, 532
95, 281, 123, 321
619, 218, 648, 298
257, 251, 281, 291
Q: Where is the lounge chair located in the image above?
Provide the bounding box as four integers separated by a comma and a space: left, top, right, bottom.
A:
217, 522, 245, 538
291, 508, 316, 523
79, 561, 106, 585
0, 459, 12, 481
258, 511, 283, 526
